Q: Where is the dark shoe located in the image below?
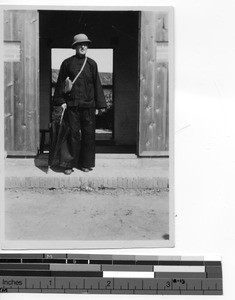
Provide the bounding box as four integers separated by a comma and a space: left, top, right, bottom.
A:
81, 167, 90, 172
64, 169, 73, 175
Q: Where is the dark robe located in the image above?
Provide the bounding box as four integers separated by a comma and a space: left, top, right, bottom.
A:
52, 55, 106, 169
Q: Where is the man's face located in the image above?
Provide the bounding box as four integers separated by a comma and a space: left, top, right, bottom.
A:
75, 43, 88, 56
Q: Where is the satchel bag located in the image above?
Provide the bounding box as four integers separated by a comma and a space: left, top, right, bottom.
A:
63, 77, 73, 94
63, 56, 87, 94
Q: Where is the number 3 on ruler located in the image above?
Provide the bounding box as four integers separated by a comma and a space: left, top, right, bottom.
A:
166, 281, 171, 288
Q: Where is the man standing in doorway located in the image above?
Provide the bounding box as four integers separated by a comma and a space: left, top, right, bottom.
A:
53, 33, 106, 174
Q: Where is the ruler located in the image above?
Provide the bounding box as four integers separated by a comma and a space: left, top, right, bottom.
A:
0, 254, 223, 295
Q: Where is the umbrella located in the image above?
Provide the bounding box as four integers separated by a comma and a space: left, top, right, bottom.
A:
48, 106, 71, 170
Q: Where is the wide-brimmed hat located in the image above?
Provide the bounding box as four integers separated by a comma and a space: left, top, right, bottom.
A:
72, 33, 91, 48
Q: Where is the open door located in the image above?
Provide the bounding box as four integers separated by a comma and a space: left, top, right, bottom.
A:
139, 11, 170, 156
4, 10, 39, 156
39, 10, 139, 154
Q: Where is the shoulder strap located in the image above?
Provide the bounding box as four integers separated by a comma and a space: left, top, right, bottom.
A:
72, 56, 87, 85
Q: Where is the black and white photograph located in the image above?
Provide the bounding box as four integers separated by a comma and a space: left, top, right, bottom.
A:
1, 6, 174, 249
2, 0, 235, 299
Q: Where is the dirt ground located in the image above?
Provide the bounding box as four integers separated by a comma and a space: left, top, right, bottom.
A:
5, 188, 169, 241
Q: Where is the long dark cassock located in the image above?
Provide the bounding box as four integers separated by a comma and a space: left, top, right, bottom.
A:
53, 54, 106, 169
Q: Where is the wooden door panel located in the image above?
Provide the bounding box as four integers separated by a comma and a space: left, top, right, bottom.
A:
4, 10, 39, 156
139, 11, 170, 156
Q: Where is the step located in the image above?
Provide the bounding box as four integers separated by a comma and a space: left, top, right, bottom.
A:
5, 156, 169, 189
5, 175, 169, 189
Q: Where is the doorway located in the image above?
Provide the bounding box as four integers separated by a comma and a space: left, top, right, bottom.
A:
39, 10, 139, 153
4, 9, 170, 157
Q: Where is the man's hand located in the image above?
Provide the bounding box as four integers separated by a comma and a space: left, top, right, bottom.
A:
61, 103, 67, 110
95, 108, 106, 115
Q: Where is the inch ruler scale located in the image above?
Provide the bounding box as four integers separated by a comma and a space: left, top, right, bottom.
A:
0, 254, 223, 295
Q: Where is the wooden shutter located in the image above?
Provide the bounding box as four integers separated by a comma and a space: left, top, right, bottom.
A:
4, 10, 39, 156
139, 11, 170, 156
